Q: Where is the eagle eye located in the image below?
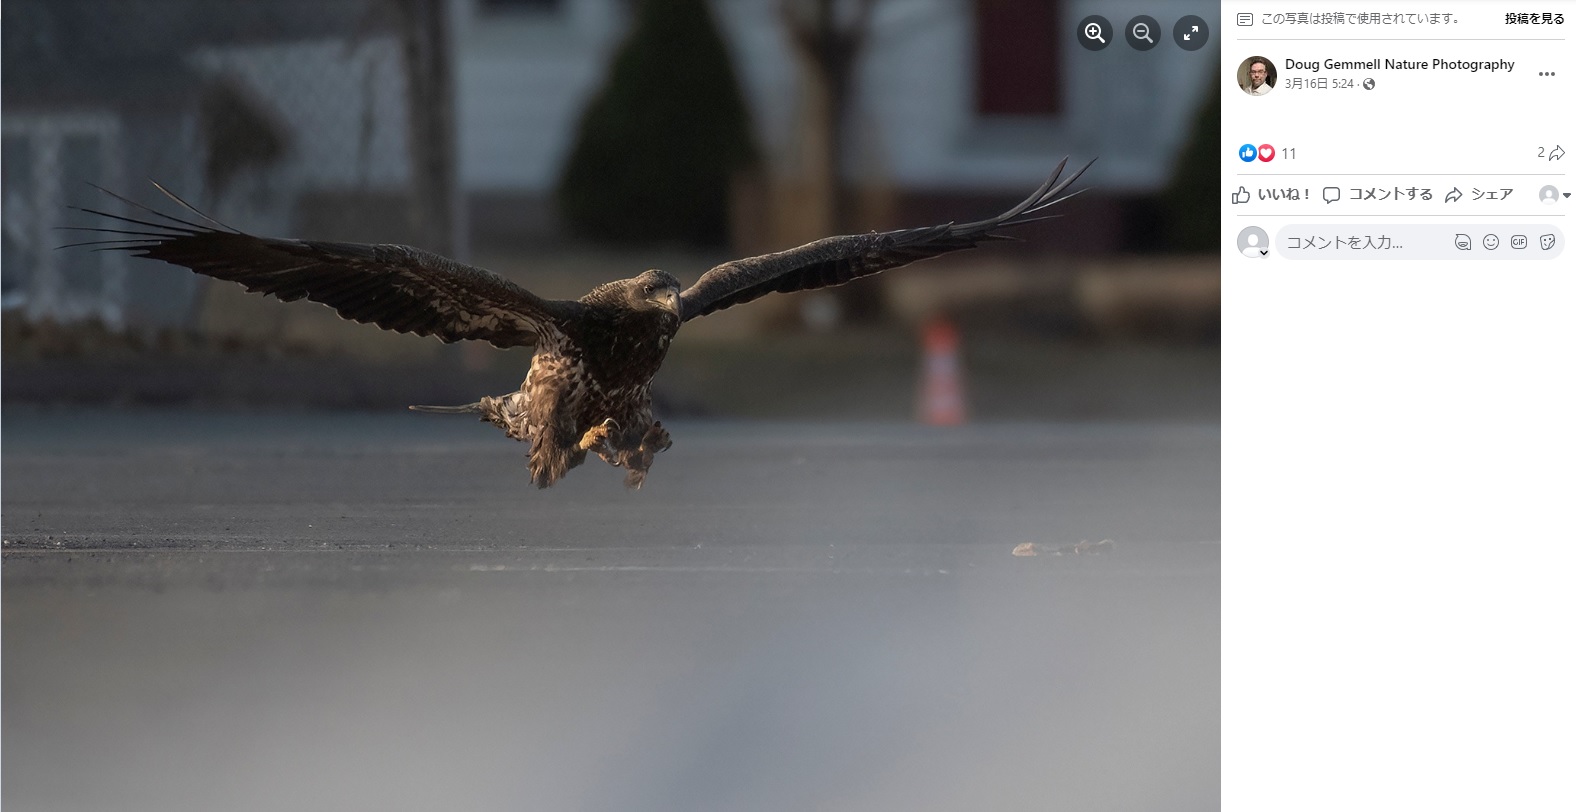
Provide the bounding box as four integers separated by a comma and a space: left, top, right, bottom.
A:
642, 284, 654, 295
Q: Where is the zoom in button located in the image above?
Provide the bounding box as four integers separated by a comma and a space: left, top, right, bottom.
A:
1077, 15, 1113, 51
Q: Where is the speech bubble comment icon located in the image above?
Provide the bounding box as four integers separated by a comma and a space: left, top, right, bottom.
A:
1322, 187, 1340, 204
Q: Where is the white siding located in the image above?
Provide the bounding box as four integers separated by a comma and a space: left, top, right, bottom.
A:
455, 0, 626, 191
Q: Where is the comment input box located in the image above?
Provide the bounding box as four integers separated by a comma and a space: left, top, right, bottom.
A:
1274, 225, 1564, 260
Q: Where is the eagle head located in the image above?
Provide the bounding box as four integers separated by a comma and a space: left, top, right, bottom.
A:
629, 269, 681, 317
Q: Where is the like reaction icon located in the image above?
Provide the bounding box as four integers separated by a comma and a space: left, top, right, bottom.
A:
1231, 186, 1250, 205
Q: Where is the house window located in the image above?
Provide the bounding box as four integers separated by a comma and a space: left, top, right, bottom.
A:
1, 115, 126, 326
974, 0, 1063, 116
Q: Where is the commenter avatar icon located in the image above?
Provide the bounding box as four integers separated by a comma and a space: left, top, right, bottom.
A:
1237, 226, 1270, 258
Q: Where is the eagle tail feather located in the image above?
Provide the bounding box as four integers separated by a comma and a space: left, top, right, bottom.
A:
408, 402, 484, 415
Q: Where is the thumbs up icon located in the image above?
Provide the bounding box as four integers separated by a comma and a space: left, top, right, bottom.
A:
1231, 186, 1250, 205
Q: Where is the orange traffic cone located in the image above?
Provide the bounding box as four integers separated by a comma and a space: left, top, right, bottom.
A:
918, 316, 966, 425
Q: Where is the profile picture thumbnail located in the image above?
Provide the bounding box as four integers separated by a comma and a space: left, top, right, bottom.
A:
1238, 56, 1276, 96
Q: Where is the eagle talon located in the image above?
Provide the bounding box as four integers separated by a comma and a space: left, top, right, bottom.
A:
641, 422, 673, 454
576, 420, 619, 452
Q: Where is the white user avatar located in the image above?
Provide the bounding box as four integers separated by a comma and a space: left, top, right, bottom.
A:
1241, 232, 1266, 258
1541, 185, 1560, 204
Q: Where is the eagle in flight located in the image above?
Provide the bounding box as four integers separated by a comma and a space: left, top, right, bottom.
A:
71, 158, 1091, 488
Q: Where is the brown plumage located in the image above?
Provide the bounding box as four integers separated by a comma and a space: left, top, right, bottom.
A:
68, 157, 1092, 488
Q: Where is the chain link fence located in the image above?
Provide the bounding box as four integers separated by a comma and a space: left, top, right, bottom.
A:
2, 0, 460, 333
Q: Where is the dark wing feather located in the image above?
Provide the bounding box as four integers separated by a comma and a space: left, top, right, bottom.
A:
679, 157, 1093, 322
64, 184, 580, 348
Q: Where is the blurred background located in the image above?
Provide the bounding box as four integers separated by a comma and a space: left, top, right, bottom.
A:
3, 0, 1219, 419
4, 5, 1221, 808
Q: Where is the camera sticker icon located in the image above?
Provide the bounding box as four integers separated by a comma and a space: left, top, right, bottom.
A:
1511, 235, 1528, 249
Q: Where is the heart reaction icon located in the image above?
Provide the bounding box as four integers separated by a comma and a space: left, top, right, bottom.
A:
1257, 144, 1275, 162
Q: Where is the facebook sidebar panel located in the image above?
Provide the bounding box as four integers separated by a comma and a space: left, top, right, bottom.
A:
1223, 3, 1572, 810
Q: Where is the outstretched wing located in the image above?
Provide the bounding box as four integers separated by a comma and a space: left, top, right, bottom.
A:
65, 184, 581, 348
678, 157, 1093, 322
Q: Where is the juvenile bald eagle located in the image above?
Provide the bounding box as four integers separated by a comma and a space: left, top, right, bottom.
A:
71, 158, 1091, 488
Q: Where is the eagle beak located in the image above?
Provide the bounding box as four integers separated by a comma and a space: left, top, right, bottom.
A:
658, 289, 680, 316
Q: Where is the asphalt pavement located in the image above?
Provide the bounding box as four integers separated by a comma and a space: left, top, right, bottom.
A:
3, 409, 1219, 811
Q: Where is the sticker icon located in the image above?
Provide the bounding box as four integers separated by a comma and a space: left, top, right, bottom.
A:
1541, 234, 1557, 250
1257, 144, 1275, 162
